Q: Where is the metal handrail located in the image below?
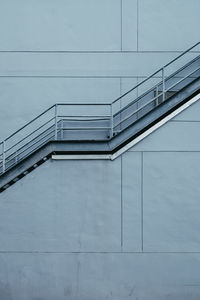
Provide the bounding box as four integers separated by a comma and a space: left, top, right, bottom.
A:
5, 117, 55, 154
166, 66, 200, 91
4, 105, 55, 142
3, 103, 109, 143
114, 66, 200, 129
113, 66, 199, 120
0, 41, 200, 175
2, 42, 199, 145
5, 128, 55, 166
112, 41, 200, 105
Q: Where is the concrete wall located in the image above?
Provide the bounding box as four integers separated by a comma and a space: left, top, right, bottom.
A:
1, 100, 200, 299
1, 0, 200, 299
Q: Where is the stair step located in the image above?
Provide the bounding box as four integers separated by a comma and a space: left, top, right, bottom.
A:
13, 177, 19, 183
3, 184, 10, 190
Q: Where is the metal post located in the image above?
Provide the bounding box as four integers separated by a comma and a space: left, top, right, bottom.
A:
15, 150, 18, 164
156, 85, 159, 106
55, 104, 58, 140
110, 103, 113, 138
2, 141, 5, 173
61, 119, 64, 140
162, 67, 165, 102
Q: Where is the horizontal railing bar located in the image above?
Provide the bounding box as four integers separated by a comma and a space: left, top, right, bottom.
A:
60, 127, 111, 130
57, 115, 110, 119
57, 103, 109, 106
60, 118, 110, 122
5, 117, 55, 154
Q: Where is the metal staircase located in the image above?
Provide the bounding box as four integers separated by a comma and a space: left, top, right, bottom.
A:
1, 41, 200, 192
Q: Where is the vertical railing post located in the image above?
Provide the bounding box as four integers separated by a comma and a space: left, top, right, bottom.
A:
2, 141, 5, 173
55, 104, 58, 140
15, 150, 18, 164
156, 85, 159, 106
61, 119, 64, 140
162, 67, 165, 102
110, 103, 113, 138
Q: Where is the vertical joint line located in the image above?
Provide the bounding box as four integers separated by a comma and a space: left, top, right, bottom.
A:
121, 0, 123, 51
121, 155, 123, 251
120, 77, 122, 131
136, 77, 139, 120
55, 104, 58, 140
2, 141, 5, 173
141, 151, 144, 252
137, 0, 139, 52
120, 77, 122, 96
110, 104, 113, 138
162, 67, 165, 102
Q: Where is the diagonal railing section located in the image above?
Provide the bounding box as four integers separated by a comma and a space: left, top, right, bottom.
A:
0, 103, 111, 175
0, 41, 200, 175
111, 41, 200, 133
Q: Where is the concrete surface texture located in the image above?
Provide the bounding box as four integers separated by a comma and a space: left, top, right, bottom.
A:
0, 0, 200, 299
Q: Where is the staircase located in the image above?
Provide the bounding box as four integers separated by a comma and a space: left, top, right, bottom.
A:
1, 42, 200, 192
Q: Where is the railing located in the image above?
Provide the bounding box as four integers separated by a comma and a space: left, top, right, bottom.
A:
0, 41, 200, 175
111, 41, 200, 132
0, 103, 111, 174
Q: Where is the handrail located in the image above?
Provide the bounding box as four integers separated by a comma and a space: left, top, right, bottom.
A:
3, 103, 109, 143
4, 104, 55, 141
113, 55, 200, 118
112, 41, 200, 105
114, 65, 200, 129
5, 117, 55, 154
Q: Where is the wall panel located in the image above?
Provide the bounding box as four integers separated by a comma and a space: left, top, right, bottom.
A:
139, 0, 200, 51
0, 159, 121, 252
122, 152, 142, 251
0, 0, 121, 51
143, 152, 200, 252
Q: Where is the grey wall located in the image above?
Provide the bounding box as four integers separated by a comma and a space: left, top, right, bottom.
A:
1, 0, 200, 299
1, 100, 200, 299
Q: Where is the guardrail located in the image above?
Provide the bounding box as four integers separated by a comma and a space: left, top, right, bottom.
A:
0, 41, 200, 175
0, 103, 112, 174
